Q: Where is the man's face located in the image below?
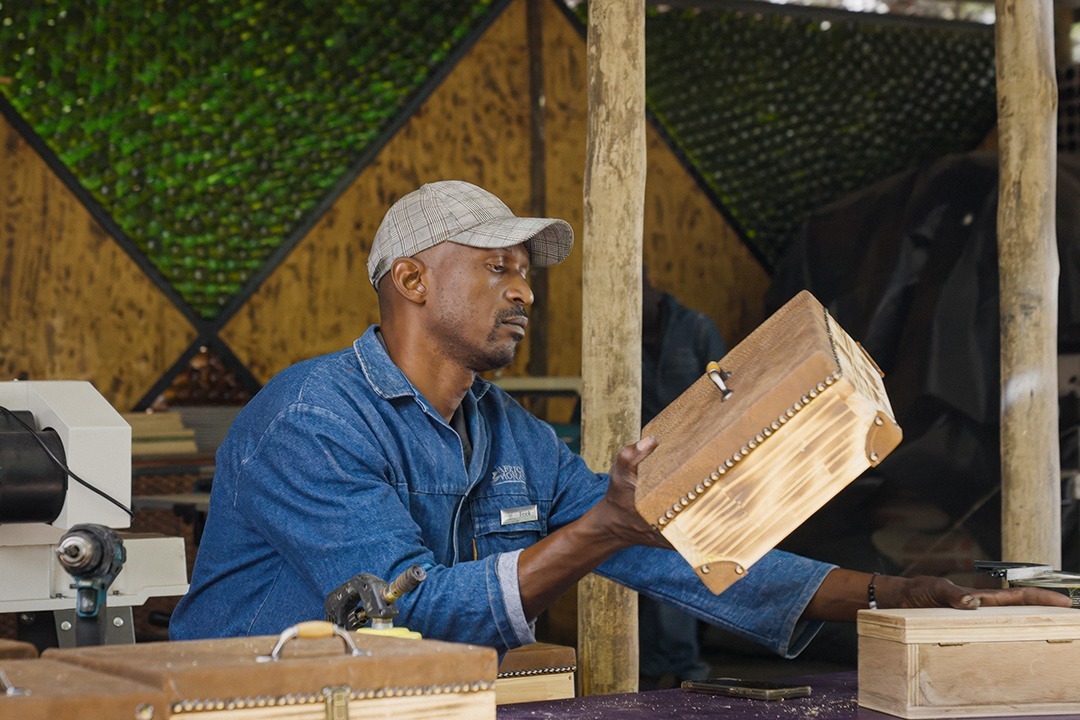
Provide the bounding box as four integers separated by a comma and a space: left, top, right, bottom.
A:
419, 241, 534, 372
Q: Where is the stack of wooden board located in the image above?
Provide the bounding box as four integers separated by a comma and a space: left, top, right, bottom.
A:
123, 411, 199, 457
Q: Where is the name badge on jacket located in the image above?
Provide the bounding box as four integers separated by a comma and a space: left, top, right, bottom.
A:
500, 505, 538, 526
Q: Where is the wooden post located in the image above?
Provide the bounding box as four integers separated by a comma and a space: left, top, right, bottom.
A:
996, 0, 1061, 567
578, 0, 646, 697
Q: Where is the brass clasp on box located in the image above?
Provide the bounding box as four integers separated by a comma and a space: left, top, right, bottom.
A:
706, 361, 733, 400
324, 685, 351, 720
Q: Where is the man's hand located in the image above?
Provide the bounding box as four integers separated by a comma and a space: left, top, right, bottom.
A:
804, 569, 1072, 622
516, 435, 668, 621
877, 574, 1072, 611
585, 435, 671, 551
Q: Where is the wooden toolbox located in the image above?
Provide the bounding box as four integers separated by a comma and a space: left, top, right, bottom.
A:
0, 657, 167, 720
858, 606, 1080, 718
39, 621, 498, 719
636, 290, 901, 594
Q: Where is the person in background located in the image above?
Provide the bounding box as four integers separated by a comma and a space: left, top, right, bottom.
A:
638, 267, 727, 689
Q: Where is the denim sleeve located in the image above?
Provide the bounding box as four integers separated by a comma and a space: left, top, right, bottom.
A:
545, 439, 836, 658
233, 404, 530, 652
597, 547, 835, 658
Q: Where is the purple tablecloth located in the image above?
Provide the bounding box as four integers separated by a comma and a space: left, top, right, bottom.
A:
497, 671, 1080, 719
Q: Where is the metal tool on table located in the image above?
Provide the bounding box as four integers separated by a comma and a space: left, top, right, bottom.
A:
325, 565, 427, 638
975, 560, 1080, 607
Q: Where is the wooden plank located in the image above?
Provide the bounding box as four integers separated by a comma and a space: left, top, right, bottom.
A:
577, 0, 646, 697
995, 0, 1061, 566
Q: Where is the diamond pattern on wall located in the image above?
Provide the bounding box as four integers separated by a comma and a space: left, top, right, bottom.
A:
0, 0, 497, 318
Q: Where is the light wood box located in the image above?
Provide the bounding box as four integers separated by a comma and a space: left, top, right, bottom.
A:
636, 290, 901, 594
858, 606, 1080, 718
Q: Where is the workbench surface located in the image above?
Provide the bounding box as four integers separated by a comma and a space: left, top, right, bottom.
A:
496, 672, 1080, 719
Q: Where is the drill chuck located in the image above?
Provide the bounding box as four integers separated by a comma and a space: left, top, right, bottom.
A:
57, 533, 98, 574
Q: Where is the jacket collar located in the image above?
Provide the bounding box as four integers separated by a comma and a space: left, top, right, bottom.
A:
354, 325, 492, 403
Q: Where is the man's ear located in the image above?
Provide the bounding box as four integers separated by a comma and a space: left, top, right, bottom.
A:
387, 257, 428, 304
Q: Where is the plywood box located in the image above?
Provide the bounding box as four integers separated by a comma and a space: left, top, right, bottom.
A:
636, 290, 901, 594
858, 606, 1080, 718
44, 621, 497, 719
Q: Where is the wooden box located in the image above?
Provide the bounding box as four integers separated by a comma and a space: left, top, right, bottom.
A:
43, 621, 498, 719
0, 639, 37, 659
636, 290, 901, 594
495, 642, 576, 705
0, 657, 167, 720
858, 606, 1080, 718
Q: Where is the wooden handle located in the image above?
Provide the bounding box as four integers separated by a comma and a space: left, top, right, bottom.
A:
257, 621, 367, 662
294, 620, 335, 639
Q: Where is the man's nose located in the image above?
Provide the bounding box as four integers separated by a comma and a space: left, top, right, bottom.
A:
507, 274, 534, 307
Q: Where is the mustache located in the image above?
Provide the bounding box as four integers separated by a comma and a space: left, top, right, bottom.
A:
496, 307, 528, 322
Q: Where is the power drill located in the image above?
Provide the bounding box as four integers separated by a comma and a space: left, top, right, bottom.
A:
55, 523, 126, 646
325, 565, 426, 637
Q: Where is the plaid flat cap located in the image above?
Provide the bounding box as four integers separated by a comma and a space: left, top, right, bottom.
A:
367, 180, 574, 289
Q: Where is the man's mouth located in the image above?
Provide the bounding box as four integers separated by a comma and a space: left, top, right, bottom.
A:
499, 312, 529, 337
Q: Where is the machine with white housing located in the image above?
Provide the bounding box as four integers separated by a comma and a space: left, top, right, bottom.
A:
0, 380, 189, 648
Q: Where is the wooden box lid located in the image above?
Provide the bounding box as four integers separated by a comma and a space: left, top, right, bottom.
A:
44, 625, 497, 711
497, 642, 576, 677
0, 658, 167, 720
857, 606, 1080, 644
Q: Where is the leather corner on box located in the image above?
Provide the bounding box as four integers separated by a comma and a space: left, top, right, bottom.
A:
695, 560, 745, 595
865, 411, 902, 466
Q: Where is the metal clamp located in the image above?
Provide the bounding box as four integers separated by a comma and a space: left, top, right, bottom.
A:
256, 621, 368, 663
706, 361, 734, 400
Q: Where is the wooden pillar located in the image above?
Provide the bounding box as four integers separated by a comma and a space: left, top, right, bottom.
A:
996, 0, 1061, 567
578, 0, 646, 697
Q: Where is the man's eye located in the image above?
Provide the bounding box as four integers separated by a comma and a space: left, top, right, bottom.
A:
488, 263, 505, 272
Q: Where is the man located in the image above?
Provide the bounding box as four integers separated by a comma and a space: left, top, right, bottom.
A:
170, 180, 1067, 654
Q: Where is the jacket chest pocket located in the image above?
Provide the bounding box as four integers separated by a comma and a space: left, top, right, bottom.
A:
470, 495, 546, 559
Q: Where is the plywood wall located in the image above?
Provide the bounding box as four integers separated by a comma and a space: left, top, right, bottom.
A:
1, 0, 768, 412
0, 114, 196, 410
221, 0, 537, 382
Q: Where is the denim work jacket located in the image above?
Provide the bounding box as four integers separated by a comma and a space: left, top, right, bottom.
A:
169, 326, 834, 656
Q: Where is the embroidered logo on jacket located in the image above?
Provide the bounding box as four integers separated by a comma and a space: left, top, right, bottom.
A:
492, 465, 526, 484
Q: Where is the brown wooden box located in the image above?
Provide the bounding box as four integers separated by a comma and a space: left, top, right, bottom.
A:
43, 622, 498, 719
636, 290, 901, 594
496, 642, 576, 705
858, 606, 1080, 718
0, 658, 167, 720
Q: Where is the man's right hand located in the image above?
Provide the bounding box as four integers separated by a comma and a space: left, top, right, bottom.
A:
585, 435, 671, 551
516, 435, 670, 621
